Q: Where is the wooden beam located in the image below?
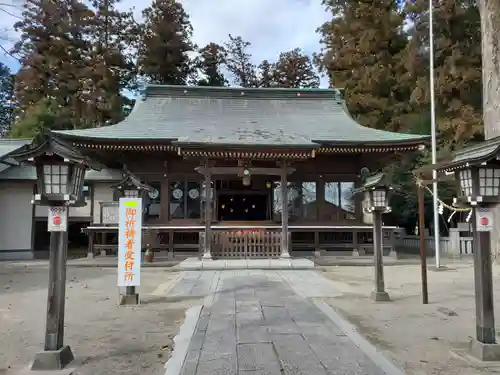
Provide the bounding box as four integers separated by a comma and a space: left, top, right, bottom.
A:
418, 174, 455, 184
194, 166, 296, 176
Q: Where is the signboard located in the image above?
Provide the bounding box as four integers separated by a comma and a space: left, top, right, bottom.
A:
457, 222, 471, 232
476, 208, 493, 232
48, 206, 68, 232
117, 198, 142, 287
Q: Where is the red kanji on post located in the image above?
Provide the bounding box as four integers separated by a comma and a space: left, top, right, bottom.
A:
53, 216, 61, 226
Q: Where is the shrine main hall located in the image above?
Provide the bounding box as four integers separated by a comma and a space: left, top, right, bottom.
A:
0, 85, 428, 260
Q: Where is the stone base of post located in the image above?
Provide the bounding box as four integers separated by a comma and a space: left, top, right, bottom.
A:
202, 252, 212, 260
100, 249, 106, 256
86, 252, 94, 260
280, 249, 291, 259
386, 248, 397, 258
314, 250, 321, 258
469, 338, 500, 361
120, 286, 139, 306
352, 249, 360, 257
31, 345, 74, 370
371, 290, 391, 302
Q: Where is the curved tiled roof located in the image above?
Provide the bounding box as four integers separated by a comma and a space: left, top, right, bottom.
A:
54, 85, 429, 147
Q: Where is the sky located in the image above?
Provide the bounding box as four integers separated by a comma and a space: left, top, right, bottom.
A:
0, 0, 330, 86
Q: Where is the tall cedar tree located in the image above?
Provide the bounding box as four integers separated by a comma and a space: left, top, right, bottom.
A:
83, 0, 138, 126
405, 0, 482, 143
194, 43, 228, 86
224, 34, 257, 87
0, 62, 15, 136
272, 48, 319, 88
316, 0, 411, 131
138, 0, 194, 85
12, 0, 94, 133
257, 60, 274, 88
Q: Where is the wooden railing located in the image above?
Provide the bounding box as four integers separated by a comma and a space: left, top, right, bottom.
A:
398, 231, 474, 256
84, 203, 398, 257
209, 230, 282, 258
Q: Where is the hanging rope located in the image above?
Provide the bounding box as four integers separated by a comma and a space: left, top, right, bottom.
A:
414, 176, 472, 225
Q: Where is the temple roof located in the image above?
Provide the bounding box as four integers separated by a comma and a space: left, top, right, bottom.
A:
54, 85, 429, 148
0, 139, 31, 159
0, 139, 31, 173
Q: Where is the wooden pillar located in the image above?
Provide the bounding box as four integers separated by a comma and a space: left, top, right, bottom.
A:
202, 160, 212, 259
354, 179, 363, 221
280, 164, 290, 258
160, 178, 170, 223
314, 231, 320, 257
418, 183, 429, 304
87, 231, 94, 259
317, 178, 325, 221
337, 181, 342, 210
352, 230, 359, 256
471, 207, 496, 344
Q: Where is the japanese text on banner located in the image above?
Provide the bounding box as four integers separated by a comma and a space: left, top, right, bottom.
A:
117, 198, 142, 286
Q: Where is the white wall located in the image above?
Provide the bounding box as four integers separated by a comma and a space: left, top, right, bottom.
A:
93, 183, 114, 223
0, 182, 33, 258
35, 192, 92, 218
35, 184, 111, 219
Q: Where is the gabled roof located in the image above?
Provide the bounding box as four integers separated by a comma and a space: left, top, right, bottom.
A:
0, 138, 31, 159
0, 138, 31, 173
353, 172, 394, 194
53, 85, 429, 148
110, 167, 155, 192
435, 137, 500, 172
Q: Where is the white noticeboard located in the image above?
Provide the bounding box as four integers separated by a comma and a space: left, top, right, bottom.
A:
476, 208, 493, 232
48, 206, 68, 232
117, 197, 142, 287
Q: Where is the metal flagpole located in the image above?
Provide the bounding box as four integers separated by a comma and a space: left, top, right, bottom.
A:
429, 0, 441, 268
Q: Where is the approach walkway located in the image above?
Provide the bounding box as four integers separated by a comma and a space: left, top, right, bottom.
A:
164, 270, 403, 375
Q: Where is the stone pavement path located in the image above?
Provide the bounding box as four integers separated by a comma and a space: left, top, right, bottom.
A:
167, 270, 395, 375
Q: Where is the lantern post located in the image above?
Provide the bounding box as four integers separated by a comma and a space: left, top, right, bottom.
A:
354, 172, 393, 302
10, 133, 101, 370
435, 137, 500, 361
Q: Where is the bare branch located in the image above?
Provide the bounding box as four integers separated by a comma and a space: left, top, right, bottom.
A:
0, 6, 22, 19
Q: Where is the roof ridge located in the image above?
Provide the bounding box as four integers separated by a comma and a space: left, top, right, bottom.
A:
0, 138, 31, 143
145, 84, 344, 101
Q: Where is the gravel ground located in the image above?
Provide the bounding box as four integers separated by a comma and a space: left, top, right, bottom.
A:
0, 263, 192, 375
321, 259, 500, 375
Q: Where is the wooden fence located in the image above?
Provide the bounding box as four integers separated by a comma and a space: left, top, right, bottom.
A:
399, 229, 473, 256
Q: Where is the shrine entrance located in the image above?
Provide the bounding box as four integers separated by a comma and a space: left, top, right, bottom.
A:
217, 193, 268, 221
215, 178, 271, 222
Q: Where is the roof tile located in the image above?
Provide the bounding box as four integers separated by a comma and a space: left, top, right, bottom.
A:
54, 85, 429, 146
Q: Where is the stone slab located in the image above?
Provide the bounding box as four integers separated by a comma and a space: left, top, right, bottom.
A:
119, 293, 139, 306
8, 364, 77, 375
371, 290, 391, 302
247, 259, 271, 269
175, 271, 404, 375
237, 343, 281, 372
270, 259, 292, 268
469, 338, 500, 362
164, 305, 203, 375
176, 258, 315, 270
31, 345, 74, 371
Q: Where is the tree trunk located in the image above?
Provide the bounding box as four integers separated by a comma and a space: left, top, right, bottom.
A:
479, 0, 500, 260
